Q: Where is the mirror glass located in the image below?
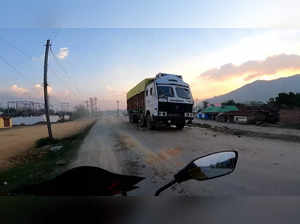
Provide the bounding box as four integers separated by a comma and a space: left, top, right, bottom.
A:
190, 151, 237, 180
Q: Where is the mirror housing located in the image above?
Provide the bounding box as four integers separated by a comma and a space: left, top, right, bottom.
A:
174, 151, 238, 183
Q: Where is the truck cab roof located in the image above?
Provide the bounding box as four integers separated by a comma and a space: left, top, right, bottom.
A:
155, 73, 189, 87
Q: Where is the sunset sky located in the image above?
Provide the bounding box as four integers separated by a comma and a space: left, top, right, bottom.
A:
1, 1, 300, 110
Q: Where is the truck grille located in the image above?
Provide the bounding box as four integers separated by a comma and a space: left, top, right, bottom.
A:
158, 102, 193, 113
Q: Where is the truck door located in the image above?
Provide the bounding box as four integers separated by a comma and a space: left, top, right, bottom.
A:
145, 83, 157, 117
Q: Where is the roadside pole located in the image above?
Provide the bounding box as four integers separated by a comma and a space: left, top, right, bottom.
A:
43, 39, 53, 139
117, 100, 119, 117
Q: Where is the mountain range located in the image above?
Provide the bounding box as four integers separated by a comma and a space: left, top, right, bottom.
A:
205, 74, 300, 104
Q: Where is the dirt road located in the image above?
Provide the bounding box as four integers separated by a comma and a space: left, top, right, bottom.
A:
0, 119, 95, 168
70, 114, 300, 196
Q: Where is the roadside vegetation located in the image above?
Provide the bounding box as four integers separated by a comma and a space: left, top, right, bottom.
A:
0, 121, 95, 194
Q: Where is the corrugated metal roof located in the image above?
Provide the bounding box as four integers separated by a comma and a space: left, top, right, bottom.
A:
127, 78, 154, 100
202, 105, 239, 113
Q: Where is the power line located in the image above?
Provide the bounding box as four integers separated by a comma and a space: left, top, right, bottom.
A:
49, 46, 83, 97
52, 29, 61, 42
49, 46, 69, 75
48, 57, 82, 97
0, 54, 25, 78
0, 35, 47, 87
48, 64, 82, 99
0, 35, 33, 60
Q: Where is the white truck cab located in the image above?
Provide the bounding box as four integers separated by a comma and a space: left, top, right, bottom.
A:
145, 73, 194, 129
127, 73, 194, 130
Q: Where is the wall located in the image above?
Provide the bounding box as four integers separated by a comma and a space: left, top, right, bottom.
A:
12, 115, 60, 126
280, 108, 300, 125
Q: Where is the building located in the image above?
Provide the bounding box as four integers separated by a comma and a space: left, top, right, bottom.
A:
280, 108, 300, 126
219, 110, 266, 124
202, 105, 239, 120
0, 116, 12, 128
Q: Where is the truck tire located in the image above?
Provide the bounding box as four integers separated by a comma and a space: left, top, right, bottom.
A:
138, 115, 146, 128
176, 124, 185, 130
129, 114, 133, 123
146, 114, 154, 130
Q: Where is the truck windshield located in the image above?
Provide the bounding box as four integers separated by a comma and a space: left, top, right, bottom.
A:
157, 86, 174, 98
176, 87, 191, 99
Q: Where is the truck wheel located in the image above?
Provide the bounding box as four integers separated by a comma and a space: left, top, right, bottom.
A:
176, 124, 185, 130
146, 114, 154, 130
138, 115, 145, 128
129, 114, 133, 123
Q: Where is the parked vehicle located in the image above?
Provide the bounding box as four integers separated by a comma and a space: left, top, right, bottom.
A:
13, 151, 238, 196
127, 73, 194, 130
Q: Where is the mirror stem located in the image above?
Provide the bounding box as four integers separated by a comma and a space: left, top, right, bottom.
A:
155, 179, 177, 196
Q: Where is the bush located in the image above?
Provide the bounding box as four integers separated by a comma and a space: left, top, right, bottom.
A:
35, 137, 59, 147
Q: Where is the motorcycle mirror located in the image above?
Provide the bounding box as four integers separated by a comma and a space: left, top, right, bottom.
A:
155, 151, 238, 196
174, 151, 238, 183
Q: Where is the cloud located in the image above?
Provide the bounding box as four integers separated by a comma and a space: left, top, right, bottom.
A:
57, 48, 69, 59
10, 84, 29, 95
199, 54, 300, 81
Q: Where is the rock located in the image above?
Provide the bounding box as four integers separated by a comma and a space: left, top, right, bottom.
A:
233, 130, 243, 136
50, 145, 63, 152
56, 160, 67, 166
40, 145, 51, 151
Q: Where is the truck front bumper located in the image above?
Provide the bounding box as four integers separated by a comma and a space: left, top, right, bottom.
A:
153, 115, 193, 125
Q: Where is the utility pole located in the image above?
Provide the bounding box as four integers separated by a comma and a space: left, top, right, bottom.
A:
116, 100, 119, 117
85, 100, 89, 114
43, 39, 53, 139
94, 97, 97, 113
89, 97, 94, 116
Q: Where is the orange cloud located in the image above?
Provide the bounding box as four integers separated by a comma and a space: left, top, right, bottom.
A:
199, 54, 300, 82
10, 84, 28, 95
57, 48, 69, 59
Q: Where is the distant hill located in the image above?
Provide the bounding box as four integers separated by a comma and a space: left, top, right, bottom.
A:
205, 74, 300, 104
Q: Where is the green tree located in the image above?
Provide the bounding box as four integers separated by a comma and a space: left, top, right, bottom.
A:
274, 92, 300, 108
203, 101, 209, 109
221, 99, 236, 106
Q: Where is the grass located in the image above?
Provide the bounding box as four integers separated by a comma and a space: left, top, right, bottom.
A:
0, 121, 95, 194
35, 137, 60, 147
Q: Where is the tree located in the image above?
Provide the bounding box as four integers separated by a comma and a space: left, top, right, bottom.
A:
221, 99, 236, 106
273, 92, 300, 108
71, 105, 89, 120
203, 101, 209, 109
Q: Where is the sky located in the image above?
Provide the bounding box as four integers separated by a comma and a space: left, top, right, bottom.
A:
1, 1, 300, 110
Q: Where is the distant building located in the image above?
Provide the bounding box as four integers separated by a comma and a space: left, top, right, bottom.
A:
218, 110, 266, 124
202, 105, 239, 120
0, 116, 12, 128
201, 104, 279, 124
280, 108, 300, 126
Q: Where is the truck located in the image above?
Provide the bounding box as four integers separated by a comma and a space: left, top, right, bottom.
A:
127, 73, 194, 130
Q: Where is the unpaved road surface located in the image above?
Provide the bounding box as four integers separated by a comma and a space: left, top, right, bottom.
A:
70, 114, 300, 196
194, 118, 300, 139
0, 119, 95, 168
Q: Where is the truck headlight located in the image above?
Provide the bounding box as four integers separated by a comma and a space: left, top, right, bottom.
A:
185, 112, 193, 117
159, 112, 167, 117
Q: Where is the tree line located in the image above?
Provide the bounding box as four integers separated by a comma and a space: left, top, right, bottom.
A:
201, 92, 300, 110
